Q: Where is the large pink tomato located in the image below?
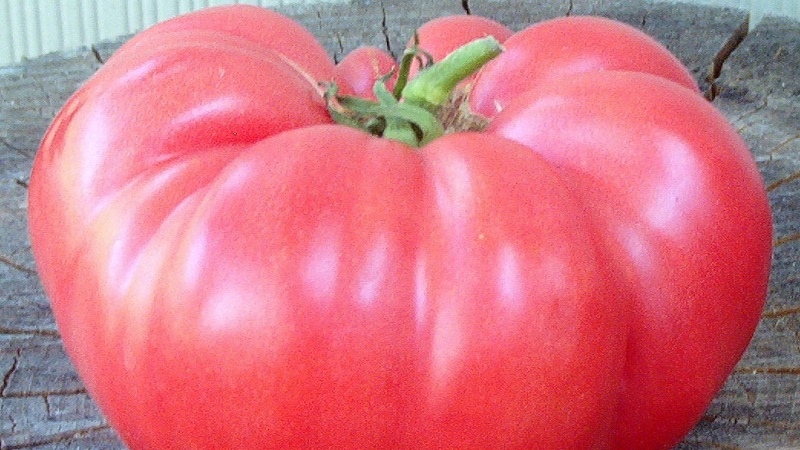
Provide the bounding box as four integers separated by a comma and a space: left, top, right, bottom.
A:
28, 6, 771, 449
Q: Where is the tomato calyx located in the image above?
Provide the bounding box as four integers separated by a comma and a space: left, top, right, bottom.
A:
324, 36, 502, 147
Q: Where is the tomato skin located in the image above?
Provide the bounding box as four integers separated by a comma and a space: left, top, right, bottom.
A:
333, 46, 396, 98
33, 124, 630, 448
488, 70, 771, 448
118, 4, 335, 80
408, 15, 513, 78
470, 16, 699, 117
28, 6, 771, 450
28, 17, 332, 312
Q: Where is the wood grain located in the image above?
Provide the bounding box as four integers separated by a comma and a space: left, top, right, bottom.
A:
1, 1, 798, 448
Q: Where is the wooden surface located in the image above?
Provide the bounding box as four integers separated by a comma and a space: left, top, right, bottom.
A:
1, 0, 798, 448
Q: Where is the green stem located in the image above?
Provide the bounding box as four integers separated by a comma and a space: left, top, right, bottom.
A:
393, 44, 417, 100
392, 33, 434, 99
325, 35, 503, 147
401, 36, 503, 111
383, 118, 419, 145
336, 96, 444, 146
375, 73, 421, 145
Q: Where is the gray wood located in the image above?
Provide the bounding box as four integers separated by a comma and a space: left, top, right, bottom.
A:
1, 0, 798, 448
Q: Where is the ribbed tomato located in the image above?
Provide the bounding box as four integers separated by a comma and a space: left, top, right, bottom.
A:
28, 6, 771, 449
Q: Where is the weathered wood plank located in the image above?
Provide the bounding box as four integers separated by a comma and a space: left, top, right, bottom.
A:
1, 1, 798, 448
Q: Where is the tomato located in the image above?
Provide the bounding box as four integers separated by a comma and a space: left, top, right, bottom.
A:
28, 6, 772, 450
470, 15, 700, 117
333, 46, 396, 99
407, 15, 514, 79
332, 16, 512, 99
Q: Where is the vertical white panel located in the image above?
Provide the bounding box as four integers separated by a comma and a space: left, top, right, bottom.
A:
0, 0, 353, 65
667, 0, 800, 26
0, 0, 14, 63
192, 0, 210, 11
751, 0, 767, 25
781, 0, 799, 17
7, 0, 25, 60
141, 0, 159, 28
78, 0, 98, 44
23, 1, 41, 57
39, 1, 63, 56
60, 0, 81, 49
126, 0, 143, 31
177, 0, 196, 14
156, 0, 179, 21
98, 2, 129, 41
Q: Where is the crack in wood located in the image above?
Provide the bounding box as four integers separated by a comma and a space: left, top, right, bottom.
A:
2, 388, 89, 399
379, 2, 395, 59
774, 232, 800, 248
0, 254, 37, 275
0, 424, 112, 450
461, 0, 471, 15
763, 306, 800, 319
44, 394, 53, 419
735, 366, 800, 376
706, 17, 750, 101
768, 134, 800, 158
14, 178, 29, 189
768, 169, 800, 192
309, 4, 342, 62
0, 136, 32, 158
1, 350, 21, 397
0, 326, 60, 338
334, 33, 344, 64
89, 46, 105, 65
565, 0, 573, 16
700, 413, 800, 432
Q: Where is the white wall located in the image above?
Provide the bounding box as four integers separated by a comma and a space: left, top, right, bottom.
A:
682, 0, 799, 24
0, 0, 797, 66
0, 0, 345, 65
